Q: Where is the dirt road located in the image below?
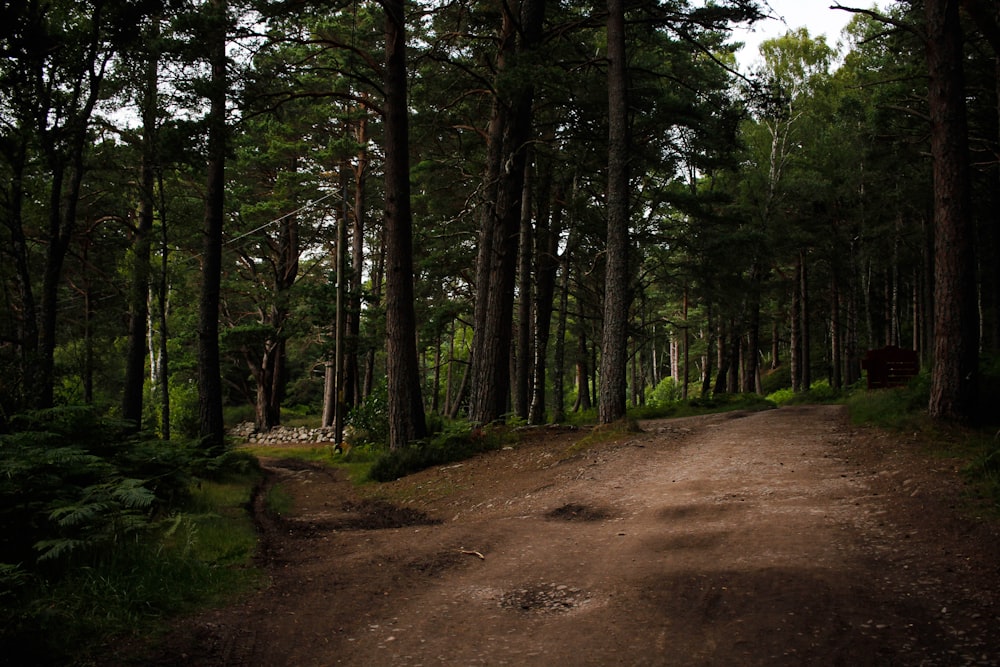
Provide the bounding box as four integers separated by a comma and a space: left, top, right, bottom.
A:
128, 405, 1000, 666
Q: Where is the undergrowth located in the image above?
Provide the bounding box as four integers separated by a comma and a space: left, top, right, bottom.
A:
630, 392, 775, 420
843, 367, 1000, 513
366, 421, 512, 482
0, 407, 263, 665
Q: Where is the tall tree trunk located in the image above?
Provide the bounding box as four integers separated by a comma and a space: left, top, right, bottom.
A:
926, 0, 979, 420
598, 0, 630, 423
345, 111, 368, 409
383, 0, 427, 447
4, 139, 40, 415
713, 320, 729, 394
123, 25, 160, 430
469, 0, 546, 425
529, 167, 560, 424
254, 206, 298, 433
156, 170, 171, 439
743, 268, 761, 394
37, 50, 105, 409
799, 249, 811, 390
514, 156, 534, 419
363, 224, 385, 400
830, 270, 842, 389
788, 254, 802, 392
551, 234, 571, 423
682, 287, 689, 400
197, 0, 228, 454
574, 329, 591, 412
701, 304, 714, 397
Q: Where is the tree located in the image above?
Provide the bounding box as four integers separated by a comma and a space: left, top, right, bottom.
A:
383, 0, 427, 448
122, 16, 162, 431
467, 0, 547, 425
924, 0, 978, 420
198, 0, 228, 453
598, 0, 630, 423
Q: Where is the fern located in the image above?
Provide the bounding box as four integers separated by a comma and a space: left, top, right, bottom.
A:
111, 478, 158, 510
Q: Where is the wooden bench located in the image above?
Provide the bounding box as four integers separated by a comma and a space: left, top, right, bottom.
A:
860, 345, 919, 389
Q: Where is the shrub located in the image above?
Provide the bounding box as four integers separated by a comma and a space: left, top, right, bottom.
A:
0, 407, 262, 663
646, 377, 683, 407
367, 421, 506, 482
346, 381, 390, 446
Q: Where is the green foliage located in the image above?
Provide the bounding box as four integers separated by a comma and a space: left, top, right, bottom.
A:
646, 377, 684, 407
346, 381, 390, 446
564, 407, 598, 427
767, 379, 844, 406
367, 421, 508, 482
0, 407, 192, 566
631, 392, 776, 420
964, 438, 1000, 514
170, 377, 202, 439
845, 372, 931, 429
761, 363, 792, 395
0, 407, 264, 663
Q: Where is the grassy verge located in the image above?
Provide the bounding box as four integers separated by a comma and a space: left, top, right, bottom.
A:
1, 467, 265, 665
843, 372, 1000, 515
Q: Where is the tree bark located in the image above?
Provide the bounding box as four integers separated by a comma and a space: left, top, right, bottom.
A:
2, 137, 39, 416
123, 24, 160, 431
383, 0, 427, 447
799, 249, 811, 391
156, 170, 171, 439
551, 230, 571, 423
529, 168, 560, 424
468, 0, 546, 425
514, 156, 534, 419
197, 0, 228, 454
345, 112, 368, 409
574, 328, 591, 412
926, 0, 979, 420
598, 0, 630, 423
830, 270, 842, 389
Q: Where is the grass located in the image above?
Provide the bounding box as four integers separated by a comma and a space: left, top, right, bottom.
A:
1, 470, 265, 665
630, 392, 775, 420
562, 418, 641, 457
841, 370, 1000, 515
246, 444, 338, 463
264, 483, 294, 517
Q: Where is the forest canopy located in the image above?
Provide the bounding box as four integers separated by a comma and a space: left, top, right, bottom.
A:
2, 0, 998, 446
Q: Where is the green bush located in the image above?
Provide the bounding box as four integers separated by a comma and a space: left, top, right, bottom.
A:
767, 379, 843, 406
0, 407, 262, 663
0, 407, 192, 566
367, 421, 506, 482
646, 377, 683, 407
170, 378, 202, 439
845, 371, 930, 428
346, 381, 390, 446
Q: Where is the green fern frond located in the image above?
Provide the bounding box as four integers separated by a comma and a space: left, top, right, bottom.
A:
49, 501, 113, 528
34, 537, 89, 562
111, 479, 157, 510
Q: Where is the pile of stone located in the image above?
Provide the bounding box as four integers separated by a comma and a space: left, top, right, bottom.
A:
229, 422, 339, 446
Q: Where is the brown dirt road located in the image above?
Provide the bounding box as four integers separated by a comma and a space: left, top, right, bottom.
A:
122, 405, 1000, 666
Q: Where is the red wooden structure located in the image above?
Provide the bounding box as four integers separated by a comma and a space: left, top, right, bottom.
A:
860, 345, 919, 389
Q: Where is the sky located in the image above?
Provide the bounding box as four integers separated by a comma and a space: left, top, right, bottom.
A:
732, 0, 885, 71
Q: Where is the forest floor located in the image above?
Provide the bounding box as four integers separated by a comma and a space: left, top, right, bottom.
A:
111, 404, 1000, 666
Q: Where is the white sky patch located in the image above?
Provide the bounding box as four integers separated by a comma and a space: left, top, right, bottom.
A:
730, 0, 886, 72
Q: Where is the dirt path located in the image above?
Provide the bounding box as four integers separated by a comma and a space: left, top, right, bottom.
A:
125, 405, 1000, 666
